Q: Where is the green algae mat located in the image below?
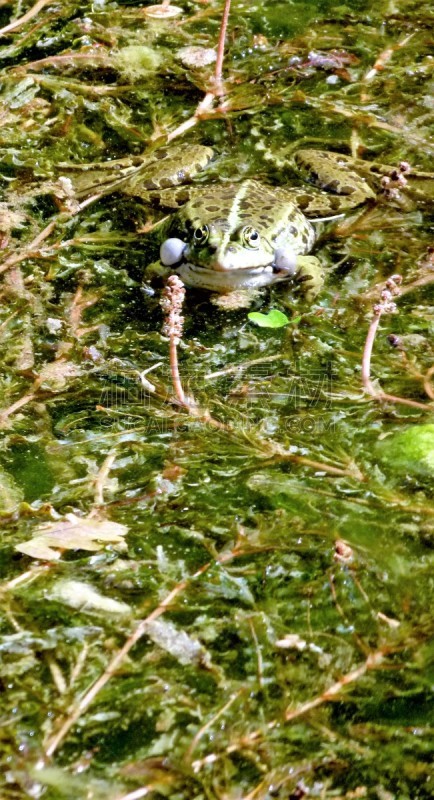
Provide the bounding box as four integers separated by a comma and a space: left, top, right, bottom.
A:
0, 1, 434, 798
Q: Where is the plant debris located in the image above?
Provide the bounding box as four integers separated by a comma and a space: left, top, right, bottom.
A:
0, 1, 434, 798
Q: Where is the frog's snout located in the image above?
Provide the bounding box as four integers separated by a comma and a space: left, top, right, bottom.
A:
205, 242, 219, 254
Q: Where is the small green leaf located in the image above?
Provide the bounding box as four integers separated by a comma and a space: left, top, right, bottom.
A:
247, 309, 290, 328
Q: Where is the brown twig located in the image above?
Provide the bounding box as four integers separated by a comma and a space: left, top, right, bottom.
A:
10, 50, 109, 74
93, 450, 117, 507
205, 354, 284, 380
0, 187, 107, 277
166, 0, 232, 140
284, 648, 384, 720
191, 649, 385, 772
30, 72, 133, 96
0, 220, 57, 275
184, 691, 243, 762
43, 548, 242, 758
400, 271, 434, 296
158, 281, 362, 477
0, 376, 43, 427
166, 92, 215, 142
361, 311, 382, 395
0, 565, 51, 593
387, 347, 434, 403
0, 0, 52, 37
276, 451, 362, 478
247, 616, 264, 689
214, 0, 231, 96
115, 786, 159, 800
362, 34, 414, 83
423, 365, 434, 401
361, 274, 433, 411
160, 300, 361, 475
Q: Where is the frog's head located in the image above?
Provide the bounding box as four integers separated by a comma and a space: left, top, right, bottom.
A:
160, 204, 301, 292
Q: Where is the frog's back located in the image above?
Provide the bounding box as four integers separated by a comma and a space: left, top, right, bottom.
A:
177, 179, 316, 255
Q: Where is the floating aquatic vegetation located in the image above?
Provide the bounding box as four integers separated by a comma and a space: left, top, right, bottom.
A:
0, 1, 434, 799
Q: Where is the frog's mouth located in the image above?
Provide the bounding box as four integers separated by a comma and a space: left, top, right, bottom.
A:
159, 237, 298, 292
177, 262, 292, 292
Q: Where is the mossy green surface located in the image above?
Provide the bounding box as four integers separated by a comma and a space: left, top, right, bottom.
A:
378, 424, 434, 477
0, 1, 434, 798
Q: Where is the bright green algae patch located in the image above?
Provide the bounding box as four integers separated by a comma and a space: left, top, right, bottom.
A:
0, 1, 434, 799
378, 424, 434, 478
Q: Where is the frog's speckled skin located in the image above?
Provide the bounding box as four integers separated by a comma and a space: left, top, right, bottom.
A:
124, 144, 433, 299
156, 146, 385, 297
60, 142, 432, 300
171, 180, 317, 292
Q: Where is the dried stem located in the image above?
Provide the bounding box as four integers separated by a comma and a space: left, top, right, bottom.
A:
248, 617, 264, 689
361, 274, 432, 411
169, 336, 185, 405
115, 787, 155, 800
362, 34, 414, 83
166, 92, 215, 142
423, 365, 434, 401
161, 283, 362, 477
0, 565, 51, 593
283, 648, 384, 720
69, 643, 90, 688
0, 377, 42, 427
0, 220, 57, 275
361, 312, 381, 395
43, 549, 242, 758
166, 0, 232, 140
159, 301, 360, 475
214, 0, 231, 96
11, 50, 108, 74
184, 691, 242, 761
400, 271, 434, 295
93, 450, 117, 507
0, 187, 105, 277
277, 451, 362, 478
0, 0, 52, 37
191, 648, 385, 772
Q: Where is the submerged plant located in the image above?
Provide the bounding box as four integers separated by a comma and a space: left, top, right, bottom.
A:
0, 1, 434, 799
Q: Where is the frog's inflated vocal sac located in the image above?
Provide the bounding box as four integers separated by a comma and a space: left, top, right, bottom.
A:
150, 145, 433, 302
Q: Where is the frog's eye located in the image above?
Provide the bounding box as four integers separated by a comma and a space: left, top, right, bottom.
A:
241, 225, 260, 249
193, 225, 209, 245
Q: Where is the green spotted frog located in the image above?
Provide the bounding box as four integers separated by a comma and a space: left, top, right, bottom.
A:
148, 145, 434, 303
57, 143, 434, 303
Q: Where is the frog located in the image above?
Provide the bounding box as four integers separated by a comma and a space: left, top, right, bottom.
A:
145, 145, 434, 305
49, 142, 434, 305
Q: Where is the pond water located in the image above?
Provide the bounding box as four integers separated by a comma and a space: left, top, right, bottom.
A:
0, 1, 433, 798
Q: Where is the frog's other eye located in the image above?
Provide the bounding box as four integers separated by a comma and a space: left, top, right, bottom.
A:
241, 225, 260, 249
193, 225, 209, 245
